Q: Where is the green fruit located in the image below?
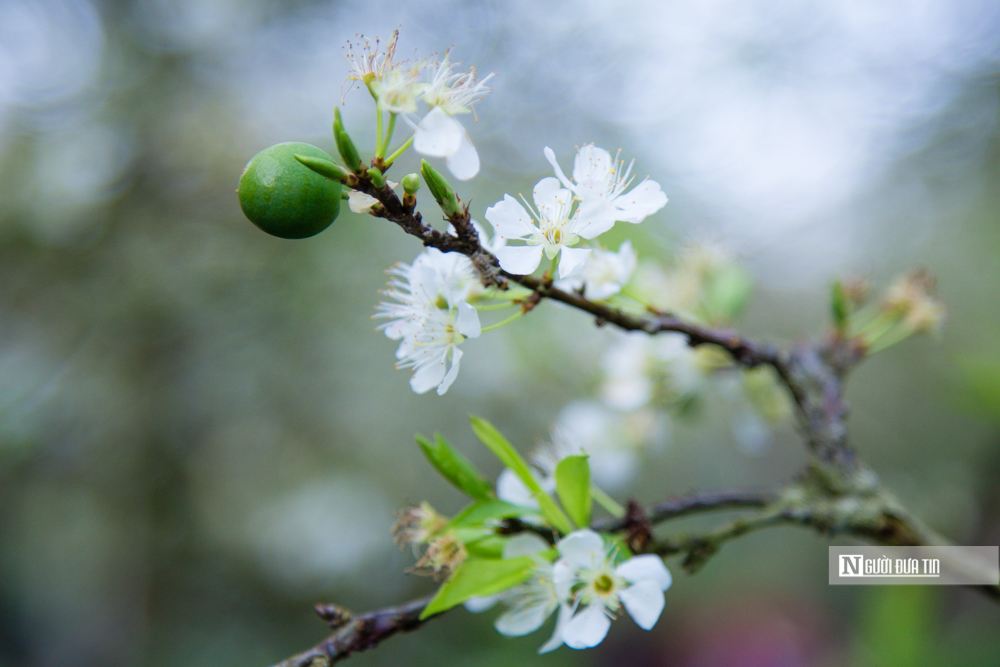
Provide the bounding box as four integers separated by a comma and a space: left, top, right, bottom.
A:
237, 142, 342, 239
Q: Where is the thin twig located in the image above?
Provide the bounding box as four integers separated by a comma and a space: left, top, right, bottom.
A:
268, 596, 434, 667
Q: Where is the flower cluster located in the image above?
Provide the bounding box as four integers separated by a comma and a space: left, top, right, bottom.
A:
491, 529, 672, 652
486, 145, 667, 279
344, 31, 493, 180
374, 248, 482, 395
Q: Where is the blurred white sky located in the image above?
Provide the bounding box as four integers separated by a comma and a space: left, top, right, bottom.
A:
2, 0, 998, 281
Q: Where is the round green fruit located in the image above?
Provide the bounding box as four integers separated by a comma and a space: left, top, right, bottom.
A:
237, 142, 343, 239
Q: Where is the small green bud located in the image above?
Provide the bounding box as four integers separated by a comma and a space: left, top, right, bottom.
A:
420, 159, 463, 218
333, 108, 363, 172
367, 167, 386, 190
294, 153, 351, 183
237, 142, 342, 239
401, 173, 421, 194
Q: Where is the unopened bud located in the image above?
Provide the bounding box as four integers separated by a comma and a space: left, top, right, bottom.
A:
333, 108, 364, 173
402, 173, 421, 194
420, 159, 463, 218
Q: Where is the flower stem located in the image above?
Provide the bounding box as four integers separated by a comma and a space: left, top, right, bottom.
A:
480, 309, 525, 333
591, 486, 625, 518
375, 109, 384, 158
379, 113, 398, 159
384, 136, 414, 167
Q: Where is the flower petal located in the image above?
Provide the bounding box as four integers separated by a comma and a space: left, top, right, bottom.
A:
455, 301, 481, 338
494, 245, 544, 276
485, 195, 536, 240
435, 347, 462, 395
496, 468, 537, 508
618, 580, 665, 631
543, 146, 574, 191
445, 129, 480, 181
532, 177, 572, 213
409, 351, 448, 394
615, 555, 672, 591
572, 144, 613, 191
464, 595, 498, 613
503, 533, 550, 558
538, 603, 572, 654
561, 604, 611, 649
413, 106, 463, 157
556, 529, 605, 568
612, 180, 668, 223
495, 600, 552, 637
557, 247, 591, 279
571, 198, 617, 240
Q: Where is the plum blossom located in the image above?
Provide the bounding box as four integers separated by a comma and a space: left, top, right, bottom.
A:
343, 31, 425, 113
552, 530, 672, 649
411, 53, 494, 181
544, 144, 667, 224
486, 177, 616, 279
374, 250, 481, 395
556, 240, 637, 301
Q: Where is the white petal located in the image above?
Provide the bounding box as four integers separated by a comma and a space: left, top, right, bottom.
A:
493, 245, 544, 276
435, 348, 462, 395
538, 603, 572, 654
613, 180, 668, 223
615, 555, 673, 591
503, 534, 549, 558
413, 106, 463, 157
409, 352, 448, 394
485, 195, 536, 240
464, 595, 498, 613
552, 559, 575, 600
572, 144, 613, 187
532, 177, 572, 212
455, 301, 481, 338
495, 602, 551, 637
571, 198, 617, 240
445, 130, 480, 181
561, 604, 611, 649
618, 580, 665, 630
496, 468, 537, 508
556, 529, 604, 568
543, 146, 574, 191
557, 247, 591, 279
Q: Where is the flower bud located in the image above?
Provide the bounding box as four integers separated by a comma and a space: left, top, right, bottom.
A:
367, 167, 387, 190
333, 108, 364, 173
420, 159, 463, 218
401, 173, 421, 194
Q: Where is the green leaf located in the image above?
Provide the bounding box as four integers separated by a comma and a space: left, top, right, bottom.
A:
292, 153, 351, 183
555, 455, 591, 528
468, 416, 574, 535
420, 159, 462, 218
333, 107, 363, 172
416, 434, 494, 501
831, 280, 849, 332
419, 556, 535, 619
464, 535, 507, 559
450, 499, 539, 527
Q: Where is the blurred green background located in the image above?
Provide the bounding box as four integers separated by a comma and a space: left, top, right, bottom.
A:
2, 1, 1000, 665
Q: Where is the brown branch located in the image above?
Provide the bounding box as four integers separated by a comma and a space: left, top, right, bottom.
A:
268, 595, 435, 667
593, 488, 777, 534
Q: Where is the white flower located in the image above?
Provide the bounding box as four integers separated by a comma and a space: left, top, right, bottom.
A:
347, 181, 398, 214
544, 144, 667, 224
552, 529, 671, 650
343, 31, 426, 113
411, 53, 494, 181
486, 177, 616, 279
556, 240, 637, 300
374, 250, 481, 395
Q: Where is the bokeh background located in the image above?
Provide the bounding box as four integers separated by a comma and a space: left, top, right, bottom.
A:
2, 1, 1000, 665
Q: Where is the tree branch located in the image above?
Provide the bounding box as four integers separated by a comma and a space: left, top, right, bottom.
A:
268, 596, 434, 667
